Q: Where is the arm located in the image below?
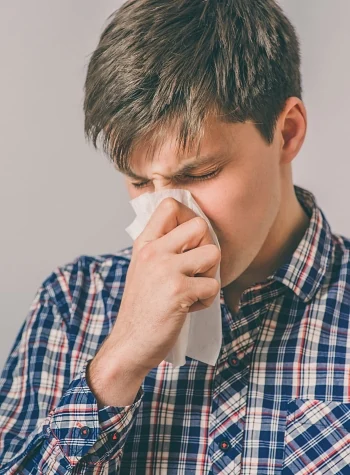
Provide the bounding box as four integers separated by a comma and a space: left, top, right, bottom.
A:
0, 281, 144, 474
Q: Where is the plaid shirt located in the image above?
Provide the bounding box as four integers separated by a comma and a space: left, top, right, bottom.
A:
1, 185, 350, 474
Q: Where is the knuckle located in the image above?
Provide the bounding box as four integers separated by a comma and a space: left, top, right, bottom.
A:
212, 279, 220, 293
193, 216, 208, 232
210, 245, 221, 261
168, 278, 184, 297
138, 243, 156, 262
205, 280, 220, 301
133, 238, 143, 252
161, 197, 179, 213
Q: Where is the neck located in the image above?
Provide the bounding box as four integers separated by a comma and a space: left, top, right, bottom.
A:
223, 184, 310, 315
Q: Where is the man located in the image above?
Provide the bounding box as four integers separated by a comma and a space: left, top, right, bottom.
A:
1, 0, 350, 474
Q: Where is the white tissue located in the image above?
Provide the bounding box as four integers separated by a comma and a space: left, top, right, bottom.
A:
125, 189, 222, 367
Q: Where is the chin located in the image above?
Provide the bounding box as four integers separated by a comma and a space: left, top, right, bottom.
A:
219, 255, 252, 289
219, 268, 240, 289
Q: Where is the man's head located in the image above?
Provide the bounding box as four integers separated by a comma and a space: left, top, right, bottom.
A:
83, 0, 307, 290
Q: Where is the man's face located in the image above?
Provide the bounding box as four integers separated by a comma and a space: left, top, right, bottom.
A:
122, 114, 284, 289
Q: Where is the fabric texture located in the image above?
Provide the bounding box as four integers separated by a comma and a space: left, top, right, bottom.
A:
1, 185, 350, 474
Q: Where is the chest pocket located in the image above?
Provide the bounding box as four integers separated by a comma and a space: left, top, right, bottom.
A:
282, 398, 350, 474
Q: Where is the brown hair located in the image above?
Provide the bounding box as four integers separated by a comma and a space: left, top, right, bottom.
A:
83, 0, 302, 173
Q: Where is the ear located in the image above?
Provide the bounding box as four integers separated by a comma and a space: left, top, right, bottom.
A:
278, 97, 307, 165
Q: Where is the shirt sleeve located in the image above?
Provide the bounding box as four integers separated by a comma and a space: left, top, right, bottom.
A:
0, 282, 144, 474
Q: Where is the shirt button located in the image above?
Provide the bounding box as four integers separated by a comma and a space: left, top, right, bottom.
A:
219, 440, 231, 451
111, 431, 119, 442
228, 354, 240, 368
80, 426, 91, 438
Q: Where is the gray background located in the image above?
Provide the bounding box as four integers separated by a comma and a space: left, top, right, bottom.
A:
0, 0, 349, 369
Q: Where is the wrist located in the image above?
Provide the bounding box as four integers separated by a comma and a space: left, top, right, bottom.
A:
86, 351, 146, 408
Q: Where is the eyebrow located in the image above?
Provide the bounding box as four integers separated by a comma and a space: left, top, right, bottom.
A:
122, 154, 222, 181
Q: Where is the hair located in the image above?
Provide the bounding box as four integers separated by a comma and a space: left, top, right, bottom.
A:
83, 0, 302, 174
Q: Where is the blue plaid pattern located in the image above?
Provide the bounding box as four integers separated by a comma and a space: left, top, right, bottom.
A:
1, 185, 350, 474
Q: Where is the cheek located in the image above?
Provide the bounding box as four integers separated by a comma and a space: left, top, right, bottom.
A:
193, 160, 280, 242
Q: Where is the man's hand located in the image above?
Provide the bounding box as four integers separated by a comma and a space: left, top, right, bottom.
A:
87, 197, 221, 407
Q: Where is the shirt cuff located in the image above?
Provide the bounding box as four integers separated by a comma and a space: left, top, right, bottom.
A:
45, 358, 144, 468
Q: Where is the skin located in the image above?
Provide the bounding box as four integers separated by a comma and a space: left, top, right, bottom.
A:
121, 97, 310, 316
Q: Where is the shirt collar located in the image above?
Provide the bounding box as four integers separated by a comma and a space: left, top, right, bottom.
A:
266, 185, 334, 302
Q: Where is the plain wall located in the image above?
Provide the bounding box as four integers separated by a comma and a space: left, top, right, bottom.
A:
1, 0, 349, 369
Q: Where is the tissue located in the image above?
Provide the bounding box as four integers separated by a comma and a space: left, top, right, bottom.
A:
124, 189, 222, 367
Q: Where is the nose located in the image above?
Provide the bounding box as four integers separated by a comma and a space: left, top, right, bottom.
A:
153, 178, 178, 192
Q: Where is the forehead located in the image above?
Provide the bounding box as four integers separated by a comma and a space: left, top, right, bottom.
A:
122, 118, 245, 179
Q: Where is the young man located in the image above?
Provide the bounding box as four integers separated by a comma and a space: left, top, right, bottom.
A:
1, 0, 349, 473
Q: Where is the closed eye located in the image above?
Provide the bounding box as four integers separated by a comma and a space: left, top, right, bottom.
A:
131, 168, 221, 189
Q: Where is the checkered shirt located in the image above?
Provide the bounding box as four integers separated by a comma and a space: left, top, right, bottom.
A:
1, 185, 350, 474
